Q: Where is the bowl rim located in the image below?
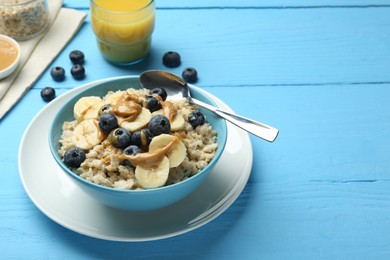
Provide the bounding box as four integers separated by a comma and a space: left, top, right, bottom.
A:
0, 34, 21, 79
49, 75, 227, 194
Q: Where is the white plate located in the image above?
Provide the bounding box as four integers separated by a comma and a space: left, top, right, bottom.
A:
18, 76, 253, 242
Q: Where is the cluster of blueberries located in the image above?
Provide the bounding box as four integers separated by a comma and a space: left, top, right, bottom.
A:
51, 50, 86, 81
63, 87, 206, 168
40, 50, 86, 102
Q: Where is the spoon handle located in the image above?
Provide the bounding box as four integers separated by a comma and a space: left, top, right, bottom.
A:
191, 98, 279, 142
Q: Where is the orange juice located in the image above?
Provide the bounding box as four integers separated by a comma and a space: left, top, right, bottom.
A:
90, 0, 155, 64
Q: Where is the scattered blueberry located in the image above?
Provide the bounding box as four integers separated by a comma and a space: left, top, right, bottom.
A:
98, 113, 118, 134
98, 104, 112, 116
69, 50, 85, 65
188, 110, 205, 128
162, 51, 181, 68
109, 128, 132, 148
144, 95, 162, 112
123, 145, 142, 156
182, 67, 198, 83
63, 146, 86, 168
150, 88, 168, 101
131, 129, 152, 147
50, 66, 65, 82
148, 115, 171, 136
40, 87, 56, 102
71, 64, 85, 80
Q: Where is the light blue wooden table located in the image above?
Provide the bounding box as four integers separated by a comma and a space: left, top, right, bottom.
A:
2, 0, 390, 259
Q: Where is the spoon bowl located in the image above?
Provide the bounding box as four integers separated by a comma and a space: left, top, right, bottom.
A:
140, 70, 279, 142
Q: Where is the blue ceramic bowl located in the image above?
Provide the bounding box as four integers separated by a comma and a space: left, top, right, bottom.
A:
49, 76, 227, 211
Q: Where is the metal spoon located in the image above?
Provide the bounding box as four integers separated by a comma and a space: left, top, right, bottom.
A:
139, 70, 279, 142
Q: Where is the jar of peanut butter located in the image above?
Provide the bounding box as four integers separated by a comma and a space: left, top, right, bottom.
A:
0, 0, 49, 41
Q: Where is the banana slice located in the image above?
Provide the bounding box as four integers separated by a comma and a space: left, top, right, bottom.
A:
135, 156, 170, 189
151, 109, 163, 117
170, 112, 185, 131
149, 134, 186, 168
120, 107, 151, 132
72, 119, 104, 150
74, 96, 105, 122
104, 90, 127, 106
151, 109, 185, 131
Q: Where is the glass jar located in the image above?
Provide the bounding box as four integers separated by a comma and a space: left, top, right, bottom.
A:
0, 0, 49, 41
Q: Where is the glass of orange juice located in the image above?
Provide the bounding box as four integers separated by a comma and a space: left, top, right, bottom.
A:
90, 0, 155, 65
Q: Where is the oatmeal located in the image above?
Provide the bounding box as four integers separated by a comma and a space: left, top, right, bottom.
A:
0, 0, 49, 41
58, 87, 218, 190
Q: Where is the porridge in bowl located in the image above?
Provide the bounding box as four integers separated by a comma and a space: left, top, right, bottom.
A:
58, 87, 218, 190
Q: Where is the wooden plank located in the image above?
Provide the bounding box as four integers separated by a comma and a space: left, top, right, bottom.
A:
64, 0, 390, 9
31, 8, 390, 90
2, 85, 390, 258
207, 83, 390, 183
2, 181, 390, 259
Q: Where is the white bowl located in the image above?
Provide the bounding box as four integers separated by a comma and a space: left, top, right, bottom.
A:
0, 34, 21, 80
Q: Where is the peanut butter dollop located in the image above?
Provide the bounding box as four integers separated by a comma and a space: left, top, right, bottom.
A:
121, 136, 180, 168
162, 101, 177, 121
112, 94, 142, 122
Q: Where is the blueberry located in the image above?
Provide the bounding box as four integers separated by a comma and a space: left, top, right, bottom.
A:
145, 95, 162, 112
150, 88, 167, 101
148, 115, 171, 136
71, 64, 85, 80
188, 110, 205, 128
131, 129, 152, 147
69, 50, 85, 65
98, 104, 112, 116
109, 128, 132, 148
182, 67, 198, 83
40, 87, 55, 102
162, 51, 181, 68
63, 146, 86, 168
123, 145, 142, 156
123, 160, 133, 168
50, 66, 65, 82
123, 145, 143, 167
98, 113, 118, 134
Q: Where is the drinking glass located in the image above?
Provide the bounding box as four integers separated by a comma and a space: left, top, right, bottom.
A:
90, 0, 155, 65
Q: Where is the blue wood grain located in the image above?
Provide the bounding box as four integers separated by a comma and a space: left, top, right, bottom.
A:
3, 83, 390, 258
29, 7, 390, 93
2, 0, 390, 259
64, 0, 390, 9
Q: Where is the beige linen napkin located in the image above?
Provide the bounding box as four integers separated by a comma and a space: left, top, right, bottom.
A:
0, 0, 87, 119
